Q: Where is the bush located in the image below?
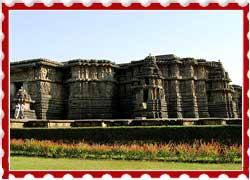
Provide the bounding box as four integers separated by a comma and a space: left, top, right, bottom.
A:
10, 139, 242, 163
10, 125, 242, 145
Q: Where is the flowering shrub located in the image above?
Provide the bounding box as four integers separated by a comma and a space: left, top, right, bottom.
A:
10, 139, 242, 163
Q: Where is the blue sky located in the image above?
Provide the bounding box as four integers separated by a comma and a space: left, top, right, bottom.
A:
10, 10, 243, 85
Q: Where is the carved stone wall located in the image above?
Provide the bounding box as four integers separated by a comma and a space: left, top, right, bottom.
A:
193, 62, 209, 117
65, 60, 118, 119
180, 60, 199, 118
35, 64, 65, 119
158, 61, 183, 118
10, 59, 65, 119
118, 56, 168, 119
206, 62, 238, 118
10, 55, 242, 120
116, 67, 135, 118
10, 65, 40, 119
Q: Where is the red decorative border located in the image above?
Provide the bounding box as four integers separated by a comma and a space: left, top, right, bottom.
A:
2, 2, 249, 179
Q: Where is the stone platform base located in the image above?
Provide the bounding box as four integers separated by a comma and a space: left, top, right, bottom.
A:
10, 118, 242, 128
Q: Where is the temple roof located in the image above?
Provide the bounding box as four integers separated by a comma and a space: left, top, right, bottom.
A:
10, 54, 222, 69
10, 58, 64, 68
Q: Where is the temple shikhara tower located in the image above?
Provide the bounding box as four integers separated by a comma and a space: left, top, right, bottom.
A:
10, 54, 242, 120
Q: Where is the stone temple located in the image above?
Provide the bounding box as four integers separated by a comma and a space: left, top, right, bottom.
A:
10, 54, 242, 120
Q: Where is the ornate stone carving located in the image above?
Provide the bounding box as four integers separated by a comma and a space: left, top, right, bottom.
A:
10, 54, 241, 120
40, 67, 48, 80
40, 81, 52, 95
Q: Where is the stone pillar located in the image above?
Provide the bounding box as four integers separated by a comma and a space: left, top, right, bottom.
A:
195, 80, 209, 117
195, 65, 209, 117
226, 91, 238, 118
159, 88, 168, 118
166, 63, 183, 118
80, 66, 84, 79
92, 66, 98, 80
85, 67, 89, 80
181, 80, 199, 118
180, 61, 199, 118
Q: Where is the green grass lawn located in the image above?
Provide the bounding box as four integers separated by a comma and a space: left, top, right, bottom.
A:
11, 156, 242, 170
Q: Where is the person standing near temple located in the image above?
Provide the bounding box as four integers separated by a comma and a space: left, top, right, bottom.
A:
14, 102, 20, 119
13, 87, 29, 119
20, 103, 25, 119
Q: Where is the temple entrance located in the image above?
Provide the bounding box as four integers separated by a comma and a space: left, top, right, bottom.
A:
14, 82, 23, 95
14, 82, 23, 94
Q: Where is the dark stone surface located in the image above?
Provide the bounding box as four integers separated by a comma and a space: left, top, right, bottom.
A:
10, 54, 242, 120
